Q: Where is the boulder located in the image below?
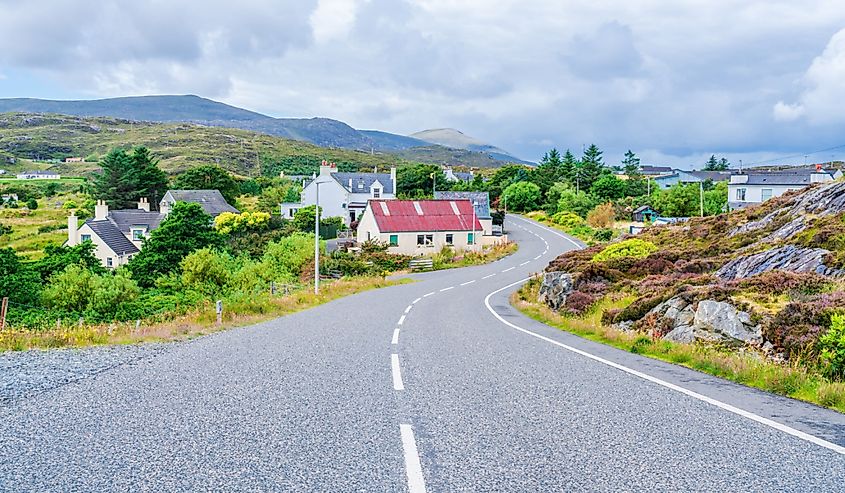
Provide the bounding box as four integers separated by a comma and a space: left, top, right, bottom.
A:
692, 300, 762, 346
715, 245, 843, 280
538, 272, 573, 311
664, 324, 694, 343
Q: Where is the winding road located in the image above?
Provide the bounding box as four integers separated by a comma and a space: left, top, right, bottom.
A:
1, 217, 844, 491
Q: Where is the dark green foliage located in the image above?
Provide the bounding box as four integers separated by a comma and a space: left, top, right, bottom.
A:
0, 223, 11, 237
128, 202, 222, 287
262, 156, 360, 177
396, 163, 451, 198
26, 198, 38, 209
93, 147, 168, 209
590, 174, 626, 201
531, 148, 563, 197
32, 242, 105, 282
501, 181, 541, 212
0, 248, 42, 305
593, 228, 614, 242
577, 144, 608, 192
131, 146, 169, 208
172, 165, 240, 204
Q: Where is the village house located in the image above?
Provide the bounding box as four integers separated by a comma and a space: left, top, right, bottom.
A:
17, 171, 60, 180
728, 165, 842, 209
442, 167, 474, 183
67, 190, 238, 269
434, 191, 493, 235
652, 170, 733, 189
356, 199, 493, 256
279, 161, 396, 226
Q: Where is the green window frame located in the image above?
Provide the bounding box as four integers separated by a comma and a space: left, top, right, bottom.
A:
389, 234, 399, 246
468, 232, 475, 245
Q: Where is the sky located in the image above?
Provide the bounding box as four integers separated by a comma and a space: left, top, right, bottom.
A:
1, 0, 845, 168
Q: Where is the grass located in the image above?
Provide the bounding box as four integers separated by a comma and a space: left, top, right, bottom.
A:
0, 195, 84, 259
433, 241, 518, 270
0, 276, 411, 351
512, 279, 845, 413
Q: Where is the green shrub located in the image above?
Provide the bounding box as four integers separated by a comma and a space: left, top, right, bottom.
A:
26, 198, 38, 210
180, 248, 233, 295
592, 239, 658, 262
820, 313, 845, 379
593, 228, 614, 242
261, 233, 319, 282
551, 211, 583, 229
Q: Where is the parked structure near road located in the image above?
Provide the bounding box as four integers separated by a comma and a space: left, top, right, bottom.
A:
16, 171, 60, 180
728, 165, 842, 209
631, 205, 657, 222
356, 199, 493, 255
279, 161, 396, 226
67, 190, 238, 268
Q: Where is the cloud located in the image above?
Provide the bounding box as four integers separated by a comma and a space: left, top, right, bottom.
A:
310, 0, 366, 43
774, 27, 845, 125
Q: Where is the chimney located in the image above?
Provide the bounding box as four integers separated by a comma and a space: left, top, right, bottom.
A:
320, 160, 337, 176
137, 197, 150, 212
94, 200, 108, 221
390, 167, 396, 191
348, 178, 353, 189
67, 213, 79, 246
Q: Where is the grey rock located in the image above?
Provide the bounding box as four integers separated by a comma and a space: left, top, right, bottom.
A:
664, 324, 695, 343
693, 300, 762, 346
613, 321, 635, 332
538, 271, 573, 311
715, 245, 843, 281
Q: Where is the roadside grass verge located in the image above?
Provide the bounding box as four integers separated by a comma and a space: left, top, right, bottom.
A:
0, 276, 410, 351
512, 279, 845, 414
433, 241, 517, 270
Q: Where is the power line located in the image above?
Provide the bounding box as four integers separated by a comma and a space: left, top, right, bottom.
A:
743, 143, 845, 167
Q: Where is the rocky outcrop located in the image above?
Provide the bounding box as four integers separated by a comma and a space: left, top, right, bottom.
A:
638, 296, 763, 347
538, 272, 573, 311
715, 245, 843, 280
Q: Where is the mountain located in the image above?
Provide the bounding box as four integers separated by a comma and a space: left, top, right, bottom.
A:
410, 128, 531, 165
0, 96, 528, 166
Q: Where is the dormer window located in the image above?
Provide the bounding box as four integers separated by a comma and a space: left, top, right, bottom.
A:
373, 188, 381, 198
358, 181, 364, 189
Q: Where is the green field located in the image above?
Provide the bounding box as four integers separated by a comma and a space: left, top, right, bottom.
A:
0, 194, 81, 259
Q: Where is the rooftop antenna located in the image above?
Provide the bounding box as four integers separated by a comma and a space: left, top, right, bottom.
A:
739, 159, 743, 173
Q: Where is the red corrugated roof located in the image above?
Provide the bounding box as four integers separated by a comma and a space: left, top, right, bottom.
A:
370, 199, 484, 233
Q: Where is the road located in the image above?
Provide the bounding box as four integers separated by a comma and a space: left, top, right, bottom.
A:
1, 216, 844, 491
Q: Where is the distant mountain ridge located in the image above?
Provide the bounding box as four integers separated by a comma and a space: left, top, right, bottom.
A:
0, 95, 528, 166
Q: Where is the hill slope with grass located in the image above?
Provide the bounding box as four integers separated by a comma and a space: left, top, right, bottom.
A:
539, 179, 845, 385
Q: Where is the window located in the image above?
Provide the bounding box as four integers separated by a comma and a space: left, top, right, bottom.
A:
417, 234, 433, 246
373, 188, 381, 198
446, 233, 453, 245
342, 203, 347, 209
389, 234, 399, 246
417, 234, 425, 245
106, 257, 113, 268
735, 188, 746, 201
81, 234, 91, 242
761, 188, 773, 201
132, 229, 144, 241
468, 232, 475, 245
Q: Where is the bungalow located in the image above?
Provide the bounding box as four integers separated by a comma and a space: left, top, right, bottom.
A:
67, 190, 238, 268
652, 170, 733, 189
17, 171, 60, 180
280, 161, 396, 226
443, 167, 474, 182
356, 199, 487, 255
728, 166, 842, 209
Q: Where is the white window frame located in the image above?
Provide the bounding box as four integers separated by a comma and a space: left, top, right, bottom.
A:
736, 188, 746, 201
761, 188, 773, 201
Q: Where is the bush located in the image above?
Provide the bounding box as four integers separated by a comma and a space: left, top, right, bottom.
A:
593, 228, 613, 242
214, 211, 271, 235
180, 248, 233, 295
26, 198, 38, 210
261, 233, 319, 282
550, 211, 583, 229
502, 181, 542, 212
820, 313, 845, 379
765, 292, 845, 359
593, 239, 658, 262
616, 293, 670, 322
563, 290, 597, 316
42, 265, 140, 319
586, 203, 615, 229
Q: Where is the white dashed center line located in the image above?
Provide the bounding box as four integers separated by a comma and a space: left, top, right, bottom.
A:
519, 261, 529, 266
460, 280, 476, 286
482, 274, 496, 279
423, 292, 435, 297
502, 267, 515, 272
533, 255, 542, 260
440, 286, 455, 292
392, 328, 400, 345
412, 297, 422, 304
404, 305, 412, 314
398, 315, 406, 325
391, 354, 404, 390
400, 424, 427, 493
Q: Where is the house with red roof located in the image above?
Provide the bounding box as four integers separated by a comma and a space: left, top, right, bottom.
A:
356, 199, 488, 255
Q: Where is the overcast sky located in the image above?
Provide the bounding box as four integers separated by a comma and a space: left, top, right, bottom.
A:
2, 0, 845, 168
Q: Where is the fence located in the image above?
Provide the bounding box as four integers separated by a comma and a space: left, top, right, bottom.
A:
408, 258, 434, 271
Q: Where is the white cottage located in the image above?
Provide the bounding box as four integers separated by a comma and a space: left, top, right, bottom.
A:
728, 166, 842, 209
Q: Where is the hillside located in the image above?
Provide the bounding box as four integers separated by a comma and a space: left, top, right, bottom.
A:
0, 96, 529, 166
411, 128, 531, 165
539, 180, 845, 370
0, 112, 405, 177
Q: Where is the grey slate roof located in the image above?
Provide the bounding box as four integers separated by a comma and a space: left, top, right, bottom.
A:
686, 171, 732, 182
332, 173, 394, 194
107, 210, 164, 232
164, 190, 239, 216
453, 172, 474, 182
84, 220, 139, 255
435, 191, 491, 219
742, 173, 814, 185
640, 165, 673, 174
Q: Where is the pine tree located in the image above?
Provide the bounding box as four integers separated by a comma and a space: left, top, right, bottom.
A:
532, 148, 563, 195
560, 149, 577, 186
704, 155, 719, 171
622, 150, 641, 177
717, 157, 730, 171
579, 144, 606, 192
131, 146, 169, 209
93, 149, 137, 209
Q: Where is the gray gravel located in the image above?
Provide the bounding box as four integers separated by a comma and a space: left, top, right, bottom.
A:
0, 343, 171, 405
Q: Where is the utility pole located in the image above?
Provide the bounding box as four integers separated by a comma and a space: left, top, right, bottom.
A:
699, 182, 704, 217
314, 182, 321, 295
471, 201, 478, 250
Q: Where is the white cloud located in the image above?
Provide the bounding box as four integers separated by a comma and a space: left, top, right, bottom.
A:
310, 0, 365, 44
773, 101, 805, 122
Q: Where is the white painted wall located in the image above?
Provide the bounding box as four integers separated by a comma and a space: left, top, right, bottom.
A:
75, 223, 133, 269
728, 183, 805, 206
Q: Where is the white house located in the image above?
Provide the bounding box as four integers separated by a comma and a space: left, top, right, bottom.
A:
443, 167, 474, 182
728, 166, 842, 209
67, 190, 238, 269
434, 191, 493, 235
280, 161, 396, 226
356, 199, 497, 256
17, 171, 60, 180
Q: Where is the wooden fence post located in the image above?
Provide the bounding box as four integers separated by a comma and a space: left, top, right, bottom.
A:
216, 300, 223, 325
0, 297, 8, 331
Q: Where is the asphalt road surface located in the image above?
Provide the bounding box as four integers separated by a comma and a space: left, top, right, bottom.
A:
1, 216, 844, 492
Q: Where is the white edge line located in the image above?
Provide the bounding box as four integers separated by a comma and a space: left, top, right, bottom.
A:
483, 277, 845, 456
423, 292, 434, 297
392, 328, 400, 345
400, 424, 427, 493
513, 215, 582, 250
391, 354, 404, 391
412, 297, 422, 304
460, 280, 476, 286
405, 305, 412, 314
398, 314, 406, 325
440, 286, 455, 292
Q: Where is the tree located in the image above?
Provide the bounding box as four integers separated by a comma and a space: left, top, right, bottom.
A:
560, 150, 578, 185
501, 181, 542, 212
93, 149, 137, 209
556, 187, 598, 218
128, 202, 222, 287
704, 155, 730, 171
0, 247, 42, 305
578, 144, 607, 192
131, 146, 169, 209
622, 150, 641, 177
703, 181, 728, 215
590, 174, 627, 201
487, 164, 527, 201
33, 242, 105, 282
0, 223, 11, 238
26, 198, 38, 210
651, 183, 700, 217
172, 165, 241, 205
532, 148, 563, 196
396, 164, 449, 198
